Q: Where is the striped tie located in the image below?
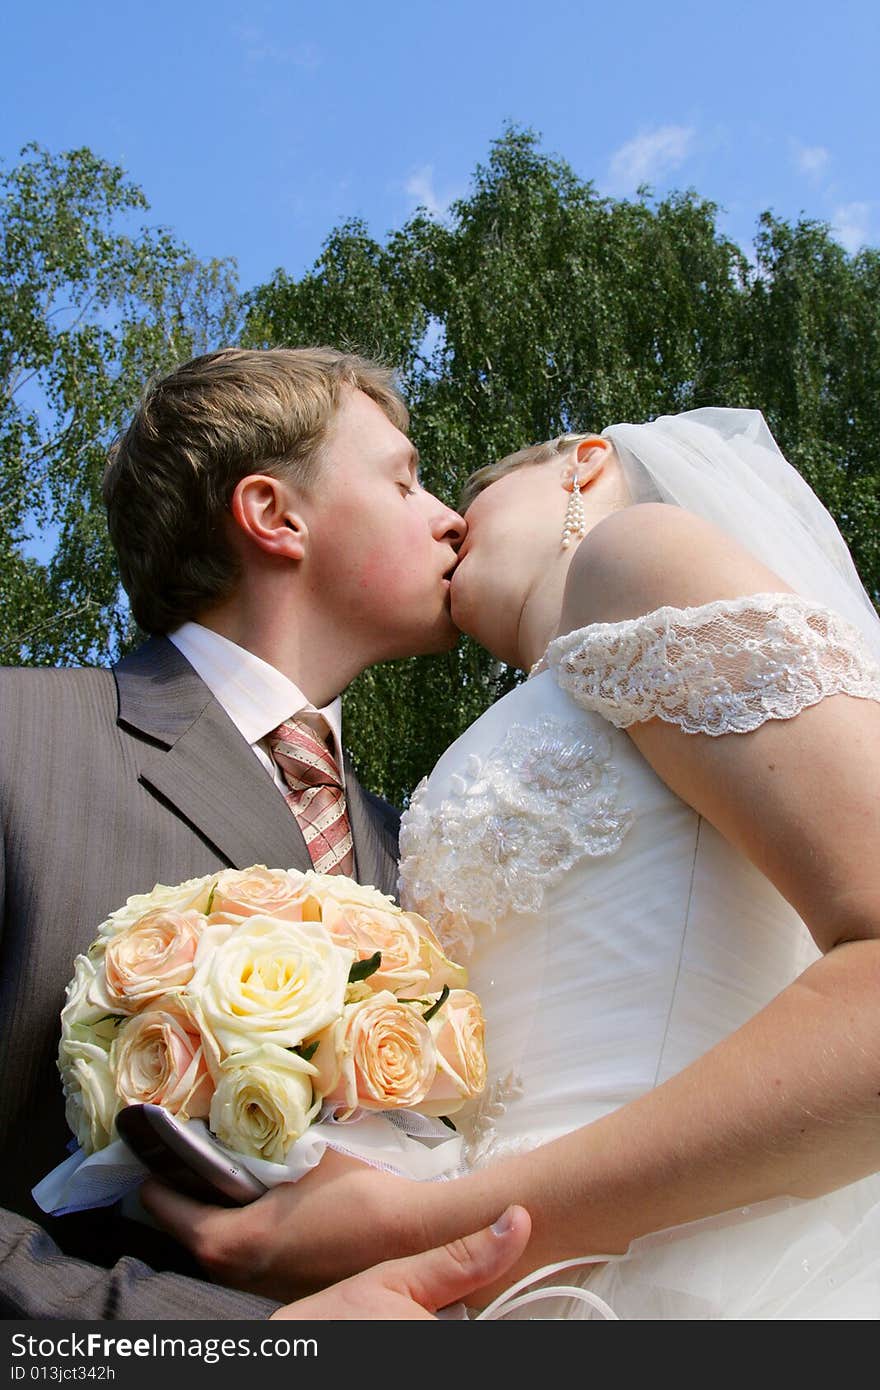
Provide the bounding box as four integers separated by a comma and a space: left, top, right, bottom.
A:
267, 715, 355, 877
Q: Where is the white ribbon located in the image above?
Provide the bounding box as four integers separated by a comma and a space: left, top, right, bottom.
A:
32, 1106, 464, 1217
475, 1255, 621, 1320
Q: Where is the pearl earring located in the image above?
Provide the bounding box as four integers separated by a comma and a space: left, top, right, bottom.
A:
561, 470, 587, 548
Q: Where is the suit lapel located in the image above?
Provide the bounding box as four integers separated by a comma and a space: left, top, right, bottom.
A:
115, 638, 312, 873
115, 639, 399, 890
139, 701, 313, 872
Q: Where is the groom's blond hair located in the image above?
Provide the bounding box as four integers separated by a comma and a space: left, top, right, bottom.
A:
104, 346, 407, 635
458, 432, 596, 513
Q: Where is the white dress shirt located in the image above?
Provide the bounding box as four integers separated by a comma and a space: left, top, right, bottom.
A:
168, 623, 345, 794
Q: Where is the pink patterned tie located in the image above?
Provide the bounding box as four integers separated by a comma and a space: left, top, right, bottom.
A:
267, 715, 355, 876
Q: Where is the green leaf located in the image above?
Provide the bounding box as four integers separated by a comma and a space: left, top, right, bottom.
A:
205, 885, 216, 914
292, 1041, 320, 1062
348, 951, 382, 983
422, 984, 449, 1024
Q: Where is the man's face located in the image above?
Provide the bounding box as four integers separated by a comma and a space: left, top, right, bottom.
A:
300, 389, 466, 660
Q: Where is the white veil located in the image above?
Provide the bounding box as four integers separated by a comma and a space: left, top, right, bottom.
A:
602, 408, 880, 661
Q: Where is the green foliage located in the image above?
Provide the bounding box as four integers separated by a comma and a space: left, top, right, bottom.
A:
243, 126, 880, 805
0, 143, 240, 664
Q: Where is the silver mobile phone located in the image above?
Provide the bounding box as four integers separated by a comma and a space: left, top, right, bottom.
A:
116, 1103, 267, 1206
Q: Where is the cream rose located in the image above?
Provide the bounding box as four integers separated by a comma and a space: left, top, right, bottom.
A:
61, 953, 129, 1039
102, 909, 203, 1010
185, 916, 353, 1054
420, 989, 488, 1117
317, 991, 437, 1117
209, 1044, 319, 1163
406, 911, 469, 996
93, 874, 217, 944
208, 866, 309, 922
294, 872, 401, 920
59, 1038, 119, 1154
111, 998, 215, 1119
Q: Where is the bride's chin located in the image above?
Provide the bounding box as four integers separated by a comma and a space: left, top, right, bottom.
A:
449, 587, 480, 643
451, 586, 514, 662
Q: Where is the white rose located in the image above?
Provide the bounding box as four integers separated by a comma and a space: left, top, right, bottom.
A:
294, 871, 400, 917
209, 1044, 319, 1163
59, 1039, 119, 1154
185, 916, 353, 1054
60, 953, 130, 1038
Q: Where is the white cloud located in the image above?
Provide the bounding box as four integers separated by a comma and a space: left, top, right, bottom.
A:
832, 202, 872, 253
794, 142, 830, 177
236, 25, 320, 70
606, 125, 696, 193
405, 165, 461, 219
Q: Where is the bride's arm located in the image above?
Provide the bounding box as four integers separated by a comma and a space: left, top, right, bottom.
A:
144, 505, 880, 1299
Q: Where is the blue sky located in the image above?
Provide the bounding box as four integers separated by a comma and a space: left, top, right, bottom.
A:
3, 0, 877, 293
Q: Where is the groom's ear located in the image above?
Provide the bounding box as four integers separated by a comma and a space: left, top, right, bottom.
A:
230, 473, 308, 561
574, 436, 611, 484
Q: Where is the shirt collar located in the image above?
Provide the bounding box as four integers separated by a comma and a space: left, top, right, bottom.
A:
168, 623, 344, 765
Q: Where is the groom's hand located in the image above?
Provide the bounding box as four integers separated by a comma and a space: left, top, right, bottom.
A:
140, 1150, 437, 1301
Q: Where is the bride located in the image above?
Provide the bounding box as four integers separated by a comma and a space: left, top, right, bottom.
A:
148, 408, 880, 1318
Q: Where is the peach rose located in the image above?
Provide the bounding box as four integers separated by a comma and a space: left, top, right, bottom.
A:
316, 991, 437, 1118
420, 989, 488, 1117
309, 892, 466, 998
185, 916, 352, 1054
209, 1044, 319, 1163
321, 898, 433, 996
103, 909, 204, 1010
93, 874, 217, 945
208, 866, 308, 922
111, 998, 215, 1120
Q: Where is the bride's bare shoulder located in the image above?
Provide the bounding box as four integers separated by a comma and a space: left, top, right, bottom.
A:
560, 503, 793, 630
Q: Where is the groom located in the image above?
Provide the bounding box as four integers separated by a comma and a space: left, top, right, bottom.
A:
0, 346, 466, 1318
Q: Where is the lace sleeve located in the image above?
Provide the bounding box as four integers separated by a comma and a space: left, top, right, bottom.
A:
544, 592, 880, 736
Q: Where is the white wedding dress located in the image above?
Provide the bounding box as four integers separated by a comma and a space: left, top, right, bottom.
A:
398, 592, 880, 1318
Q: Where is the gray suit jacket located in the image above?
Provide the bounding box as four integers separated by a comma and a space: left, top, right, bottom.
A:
0, 637, 400, 1319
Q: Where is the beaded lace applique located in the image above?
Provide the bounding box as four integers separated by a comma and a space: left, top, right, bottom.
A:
461, 1070, 538, 1168
546, 593, 880, 735
398, 715, 633, 959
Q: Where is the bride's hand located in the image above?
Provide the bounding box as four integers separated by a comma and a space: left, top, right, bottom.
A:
270, 1204, 531, 1320
140, 1150, 436, 1301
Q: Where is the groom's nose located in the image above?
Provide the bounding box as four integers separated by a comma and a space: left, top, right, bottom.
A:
428, 495, 467, 547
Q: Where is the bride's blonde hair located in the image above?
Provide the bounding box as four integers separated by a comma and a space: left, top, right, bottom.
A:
458, 432, 597, 513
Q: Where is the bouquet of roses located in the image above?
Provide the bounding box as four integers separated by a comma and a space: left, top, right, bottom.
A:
33, 866, 486, 1215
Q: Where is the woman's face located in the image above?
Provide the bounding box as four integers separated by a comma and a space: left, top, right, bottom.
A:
449, 461, 562, 664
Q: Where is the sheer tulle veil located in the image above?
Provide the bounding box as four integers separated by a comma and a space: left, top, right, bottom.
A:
603, 408, 880, 661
